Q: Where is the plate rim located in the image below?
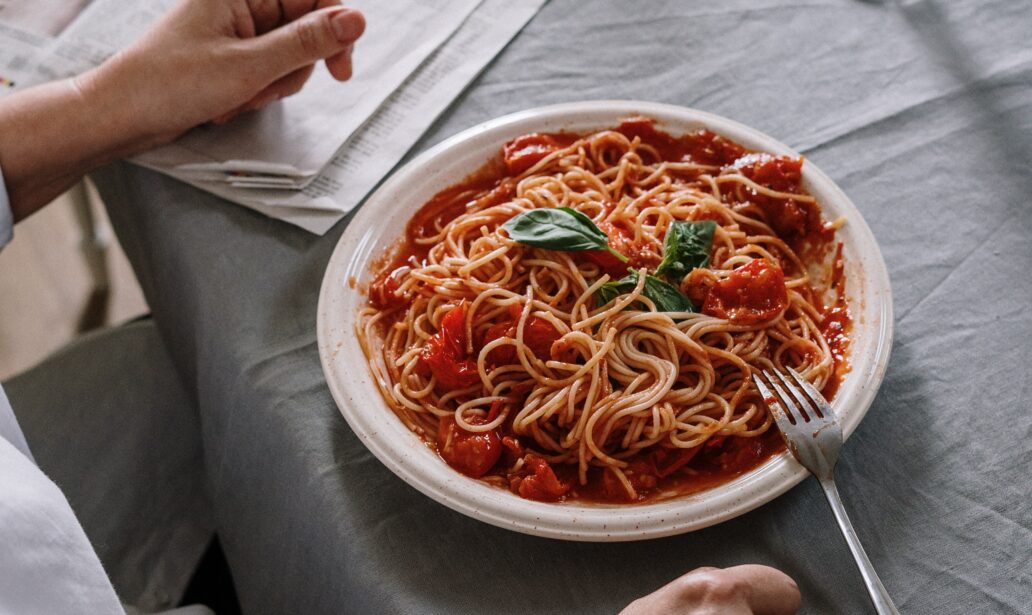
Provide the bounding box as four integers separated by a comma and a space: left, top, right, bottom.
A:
317, 100, 894, 541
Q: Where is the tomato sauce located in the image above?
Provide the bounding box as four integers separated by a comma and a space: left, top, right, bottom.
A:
566, 430, 787, 504
615, 117, 747, 166
366, 118, 851, 504
820, 302, 852, 400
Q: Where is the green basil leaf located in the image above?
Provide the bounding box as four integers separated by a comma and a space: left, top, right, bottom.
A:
502, 208, 627, 262
595, 271, 695, 313
595, 275, 634, 307
643, 275, 696, 312
655, 220, 717, 282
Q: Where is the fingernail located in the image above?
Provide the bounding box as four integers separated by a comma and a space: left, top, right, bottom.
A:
330, 9, 365, 43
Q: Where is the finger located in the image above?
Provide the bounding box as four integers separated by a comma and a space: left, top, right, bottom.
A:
280, 0, 340, 22
258, 64, 316, 102
211, 107, 244, 125
721, 565, 801, 615
230, 0, 257, 38
325, 43, 353, 81
243, 6, 364, 81
211, 63, 315, 125
246, 0, 283, 35
618, 567, 744, 615
211, 93, 271, 125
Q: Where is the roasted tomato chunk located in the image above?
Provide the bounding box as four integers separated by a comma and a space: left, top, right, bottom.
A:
368, 266, 408, 309
685, 129, 747, 166
735, 153, 803, 192
420, 302, 479, 390
703, 258, 788, 324
615, 119, 746, 167
503, 134, 563, 175
438, 415, 502, 478
734, 154, 818, 238
516, 455, 570, 502
577, 220, 657, 279
500, 436, 525, 467
479, 307, 561, 366
580, 248, 629, 280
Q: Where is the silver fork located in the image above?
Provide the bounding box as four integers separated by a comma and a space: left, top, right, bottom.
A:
753, 367, 900, 615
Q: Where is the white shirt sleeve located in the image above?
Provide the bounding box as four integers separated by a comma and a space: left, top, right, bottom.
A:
0, 168, 121, 614
0, 437, 123, 614
0, 165, 12, 250
0, 166, 29, 459
0, 385, 33, 462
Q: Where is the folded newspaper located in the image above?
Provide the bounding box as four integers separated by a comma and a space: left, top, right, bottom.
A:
0, 0, 547, 234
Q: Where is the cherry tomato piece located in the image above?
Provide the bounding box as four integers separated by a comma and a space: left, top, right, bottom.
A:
437, 416, 502, 478
503, 134, 563, 175
734, 154, 817, 238
517, 455, 570, 502
703, 258, 788, 325
480, 315, 560, 366
735, 153, 803, 192
420, 302, 480, 390
368, 266, 409, 309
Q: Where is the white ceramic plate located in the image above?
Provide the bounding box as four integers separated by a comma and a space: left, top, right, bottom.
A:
317, 101, 893, 541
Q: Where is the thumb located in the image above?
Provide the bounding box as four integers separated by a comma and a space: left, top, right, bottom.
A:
722, 565, 801, 615
245, 7, 365, 80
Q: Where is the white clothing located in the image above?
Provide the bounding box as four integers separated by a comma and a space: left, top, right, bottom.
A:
0, 167, 125, 614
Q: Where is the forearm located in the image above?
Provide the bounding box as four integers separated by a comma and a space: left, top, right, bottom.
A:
0, 0, 362, 222
0, 68, 150, 221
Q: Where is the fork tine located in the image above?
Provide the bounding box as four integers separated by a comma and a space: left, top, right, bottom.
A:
786, 367, 834, 419
764, 369, 811, 423
752, 372, 796, 428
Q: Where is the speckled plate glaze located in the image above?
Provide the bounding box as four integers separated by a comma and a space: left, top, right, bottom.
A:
317, 101, 893, 541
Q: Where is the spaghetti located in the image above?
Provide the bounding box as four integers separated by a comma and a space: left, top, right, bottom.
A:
357, 118, 849, 503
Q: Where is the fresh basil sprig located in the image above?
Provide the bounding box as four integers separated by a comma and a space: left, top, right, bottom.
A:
655, 220, 717, 283
596, 270, 695, 313
502, 207, 628, 263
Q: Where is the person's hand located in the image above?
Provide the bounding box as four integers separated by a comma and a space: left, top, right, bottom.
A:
0, 0, 365, 218
619, 565, 801, 615
80, 0, 366, 149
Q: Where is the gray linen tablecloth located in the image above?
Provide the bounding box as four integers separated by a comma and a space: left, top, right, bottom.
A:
92, 0, 1032, 612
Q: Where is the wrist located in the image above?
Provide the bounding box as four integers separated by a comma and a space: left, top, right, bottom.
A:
74, 52, 177, 157
0, 64, 160, 219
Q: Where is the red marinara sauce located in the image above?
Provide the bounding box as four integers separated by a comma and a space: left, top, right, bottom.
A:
365, 118, 851, 504
818, 242, 852, 400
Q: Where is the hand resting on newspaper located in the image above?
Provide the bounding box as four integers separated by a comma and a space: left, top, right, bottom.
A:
0, 0, 365, 219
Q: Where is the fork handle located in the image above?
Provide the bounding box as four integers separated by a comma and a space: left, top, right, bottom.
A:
819, 478, 900, 615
